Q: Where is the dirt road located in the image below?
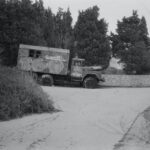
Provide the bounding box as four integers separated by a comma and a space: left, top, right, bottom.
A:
0, 87, 150, 150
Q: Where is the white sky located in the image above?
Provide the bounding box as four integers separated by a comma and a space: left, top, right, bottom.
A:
42, 0, 150, 34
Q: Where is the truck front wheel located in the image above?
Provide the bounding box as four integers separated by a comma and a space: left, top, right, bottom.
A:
83, 77, 98, 89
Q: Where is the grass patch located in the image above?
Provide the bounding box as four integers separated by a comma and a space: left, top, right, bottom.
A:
0, 66, 55, 121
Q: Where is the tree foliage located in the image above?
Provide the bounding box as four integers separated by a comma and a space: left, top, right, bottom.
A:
111, 11, 150, 74
0, 0, 46, 65
74, 6, 111, 67
2, 1, 149, 73
53, 8, 73, 49
0, 0, 73, 66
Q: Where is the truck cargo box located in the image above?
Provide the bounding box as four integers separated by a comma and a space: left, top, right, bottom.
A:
17, 44, 70, 75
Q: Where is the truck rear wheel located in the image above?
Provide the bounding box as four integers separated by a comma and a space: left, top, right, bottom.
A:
83, 77, 98, 89
41, 74, 54, 86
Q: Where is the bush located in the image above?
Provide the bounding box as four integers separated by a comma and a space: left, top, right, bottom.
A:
0, 66, 55, 121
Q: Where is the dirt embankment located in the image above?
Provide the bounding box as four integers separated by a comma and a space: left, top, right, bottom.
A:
114, 107, 150, 150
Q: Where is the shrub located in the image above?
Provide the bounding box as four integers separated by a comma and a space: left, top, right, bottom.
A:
0, 66, 55, 121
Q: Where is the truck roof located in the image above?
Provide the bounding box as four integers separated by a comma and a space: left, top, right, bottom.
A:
19, 44, 70, 54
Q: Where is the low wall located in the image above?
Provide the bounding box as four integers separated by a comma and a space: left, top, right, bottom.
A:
101, 75, 150, 87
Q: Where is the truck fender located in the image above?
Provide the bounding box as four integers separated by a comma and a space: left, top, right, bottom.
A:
83, 74, 99, 82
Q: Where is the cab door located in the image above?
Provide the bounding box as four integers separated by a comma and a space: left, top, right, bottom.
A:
71, 58, 84, 79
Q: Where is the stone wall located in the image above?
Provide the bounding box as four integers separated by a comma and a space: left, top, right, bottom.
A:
101, 75, 150, 87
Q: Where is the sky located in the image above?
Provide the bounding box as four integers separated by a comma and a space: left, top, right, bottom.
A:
42, 0, 150, 34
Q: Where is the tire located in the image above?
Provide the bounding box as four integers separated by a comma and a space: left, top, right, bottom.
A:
41, 74, 54, 86
83, 77, 98, 89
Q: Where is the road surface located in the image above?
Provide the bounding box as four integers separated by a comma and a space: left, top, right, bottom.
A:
0, 87, 150, 150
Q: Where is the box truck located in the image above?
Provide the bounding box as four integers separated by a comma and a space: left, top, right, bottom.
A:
17, 44, 105, 88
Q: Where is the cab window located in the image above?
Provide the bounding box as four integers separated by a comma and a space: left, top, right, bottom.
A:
29, 50, 41, 58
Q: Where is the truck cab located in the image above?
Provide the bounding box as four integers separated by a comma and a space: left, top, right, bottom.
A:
70, 56, 105, 88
